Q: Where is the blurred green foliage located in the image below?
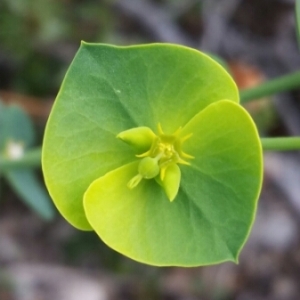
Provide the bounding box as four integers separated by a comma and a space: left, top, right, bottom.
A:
0, 102, 54, 220
0, 0, 116, 95
0, 0, 114, 54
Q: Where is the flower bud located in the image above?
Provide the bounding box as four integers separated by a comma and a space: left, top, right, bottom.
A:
117, 127, 155, 153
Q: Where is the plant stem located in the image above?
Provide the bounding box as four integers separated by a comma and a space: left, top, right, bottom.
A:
296, 0, 300, 48
240, 71, 300, 103
0, 139, 299, 171
261, 137, 300, 151
0, 147, 41, 171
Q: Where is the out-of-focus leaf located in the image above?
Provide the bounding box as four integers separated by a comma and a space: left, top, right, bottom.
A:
5, 169, 55, 220
0, 102, 53, 220
0, 104, 35, 151
0, 101, 7, 151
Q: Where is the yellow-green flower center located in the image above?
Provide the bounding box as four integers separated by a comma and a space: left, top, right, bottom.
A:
117, 124, 193, 201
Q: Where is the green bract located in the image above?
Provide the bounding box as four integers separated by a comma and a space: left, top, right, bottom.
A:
42, 43, 263, 266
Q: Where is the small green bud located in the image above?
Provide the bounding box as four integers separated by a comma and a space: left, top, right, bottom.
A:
138, 157, 160, 179
117, 127, 155, 153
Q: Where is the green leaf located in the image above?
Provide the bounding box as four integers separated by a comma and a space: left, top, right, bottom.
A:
5, 169, 55, 220
83, 100, 262, 266
43, 43, 238, 230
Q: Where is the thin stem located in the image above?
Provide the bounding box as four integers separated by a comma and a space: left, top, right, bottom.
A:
261, 137, 300, 151
0, 147, 42, 171
296, 0, 300, 48
240, 71, 300, 103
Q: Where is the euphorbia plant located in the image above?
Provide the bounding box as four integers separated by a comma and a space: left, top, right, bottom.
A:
42, 43, 263, 266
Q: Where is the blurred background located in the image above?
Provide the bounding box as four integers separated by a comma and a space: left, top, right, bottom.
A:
1, 0, 300, 299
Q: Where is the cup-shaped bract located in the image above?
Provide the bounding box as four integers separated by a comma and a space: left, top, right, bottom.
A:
42, 43, 262, 266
